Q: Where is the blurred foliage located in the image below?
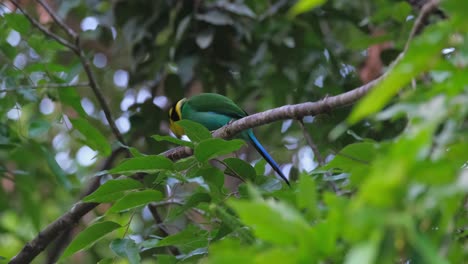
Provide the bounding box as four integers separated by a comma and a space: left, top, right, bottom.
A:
0, 0, 467, 263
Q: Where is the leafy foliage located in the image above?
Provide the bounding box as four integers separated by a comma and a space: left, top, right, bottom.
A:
0, 0, 467, 263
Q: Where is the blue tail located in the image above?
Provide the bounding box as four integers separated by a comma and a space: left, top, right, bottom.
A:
245, 130, 290, 186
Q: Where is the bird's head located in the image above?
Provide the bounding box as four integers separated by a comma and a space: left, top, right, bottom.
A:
168, 98, 186, 138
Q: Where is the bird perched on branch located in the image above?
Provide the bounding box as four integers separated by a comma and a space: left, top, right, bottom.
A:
169, 93, 290, 186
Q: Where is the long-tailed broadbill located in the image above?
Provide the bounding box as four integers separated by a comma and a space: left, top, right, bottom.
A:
168, 93, 289, 185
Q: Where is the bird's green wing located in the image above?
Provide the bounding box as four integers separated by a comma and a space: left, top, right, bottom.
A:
183, 93, 247, 118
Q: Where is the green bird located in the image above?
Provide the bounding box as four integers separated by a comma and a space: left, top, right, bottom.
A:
169, 93, 290, 185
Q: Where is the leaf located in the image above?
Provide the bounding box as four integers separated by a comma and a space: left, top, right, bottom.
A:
219, 2, 256, 18
322, 142, 378, 182
223, 157, 256, 182
58, 87, 87, 117
157, 225, 209, 253
28, 119, 50, 138
195, 138, 245, 162
344, 240, 379, 264
348, 24, 450, 123
195, 11, 234, 26
229, 197, 311, 246
296, 175, 317, 219
108, 190, 163, 213
61, 221, 121, 259
4, 13, 30, 34
110, 239, 141, 264
174, 157, 197, 171
83, 178, 143, 202
176, 120, 212, 142
70, 118, 111, 156
109, 155, 173, 174
97, 259, 113, 264
172, 192, 211, 217
41, 146, 72, 189
194, 167, 225, 190
196, 28, 214, 49
288, 0, 326, 17
152, 134, 193, 148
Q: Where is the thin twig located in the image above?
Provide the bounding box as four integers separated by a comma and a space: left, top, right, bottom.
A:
297, 120, 325, 165
9, 0, 78, 53
147, 203, 181, 256
44, 147, 127, 264
35, 0, 78, 39
0, 82, 89, 93
297, 119, 339, 193
406, 0, 441, 51
10, 0, 127, 146
77, 52, 127, 145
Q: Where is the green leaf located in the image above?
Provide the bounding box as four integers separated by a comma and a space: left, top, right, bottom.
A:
110, 239, 141, 264
109, 155, 173, 174
194, 167, 225, 190
172, 192, 211, 217
153, 255, 177, 264
83, 178, 143, 202
195, 11, 234, 26
288, 0, 326, 17
348, 23, 450, 123
58, 87, 87, 117
194, 138, 245, 162
152, 134, 194, 148
322, 142, 378, 183
157, 225, 209, 253
41, 147, 71, 189
28, 119, 50, 138
4, 13, 30, 34
61, 221, 121, 259
108, 190, 163, 213
174, 157, 197, 171
176, 120, 212, 142
296, 175, 317, 219
70, 118, 112, 156
344, 240, 379, 264
229, 197, 311, 246
97, 259, 113, 264
223, 157, 256, 182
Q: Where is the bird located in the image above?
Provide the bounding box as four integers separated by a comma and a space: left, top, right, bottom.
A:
168, 93, 290, 186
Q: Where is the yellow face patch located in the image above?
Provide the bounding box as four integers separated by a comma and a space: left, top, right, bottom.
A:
169, 99, 186, 138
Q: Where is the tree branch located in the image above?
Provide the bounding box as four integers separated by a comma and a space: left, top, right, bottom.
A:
10, 147, 126, 264
163, 77, 377, 161
9, 0, 78, 53
10, 0, 127, 146
35, 0, 78, 39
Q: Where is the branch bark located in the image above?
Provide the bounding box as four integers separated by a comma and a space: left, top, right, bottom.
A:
163, 77, 377, 161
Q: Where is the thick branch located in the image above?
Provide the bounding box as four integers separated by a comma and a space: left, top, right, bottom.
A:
10, 148, 126, 264
163, 77, 377, 160
9, 202, 98, 264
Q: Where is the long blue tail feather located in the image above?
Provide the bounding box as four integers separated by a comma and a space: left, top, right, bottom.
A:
246, 130, 290, 186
